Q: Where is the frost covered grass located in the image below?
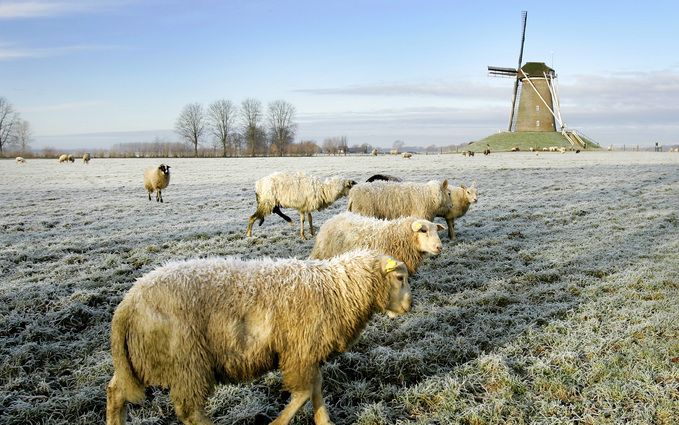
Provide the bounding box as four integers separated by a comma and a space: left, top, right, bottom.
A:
1, 152, 677, 424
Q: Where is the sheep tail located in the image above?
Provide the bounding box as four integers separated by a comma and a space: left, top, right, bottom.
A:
109, 302, 145, 404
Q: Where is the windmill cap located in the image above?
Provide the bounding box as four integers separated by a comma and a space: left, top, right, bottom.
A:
521, 62, 555, 77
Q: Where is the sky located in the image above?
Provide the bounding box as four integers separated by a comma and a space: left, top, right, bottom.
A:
1, 0, 678, 150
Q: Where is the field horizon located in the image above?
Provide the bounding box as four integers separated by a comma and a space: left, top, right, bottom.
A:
1, 152, 677, 424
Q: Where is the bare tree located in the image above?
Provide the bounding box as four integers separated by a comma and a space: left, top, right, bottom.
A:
208, 99, 238, 157
175, 103, 205, 157
0, 97, 19, 155
267, 100, 296, 156
241, 98, 263, 157
16, 120, 32, 154
393, 140, 405, 153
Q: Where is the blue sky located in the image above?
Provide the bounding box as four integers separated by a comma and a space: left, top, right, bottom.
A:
1, 0, 678, 149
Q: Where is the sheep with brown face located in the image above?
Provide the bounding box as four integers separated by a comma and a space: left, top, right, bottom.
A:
106, 249, 410, 425
143, 164, 171, 203
436, 182, 478, 239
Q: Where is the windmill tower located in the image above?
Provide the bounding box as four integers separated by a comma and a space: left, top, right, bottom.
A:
488, 11, 568, 135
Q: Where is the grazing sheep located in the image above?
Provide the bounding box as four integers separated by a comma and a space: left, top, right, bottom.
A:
310, 212, 444, 273
106, 249, 410, 425
83, 153, 91, 164
15, 156, 26, 164
510, 146, 520, 152
58, 154, 69, 163
348, 179, 452, 223
483, 148, 491, 155
143, 164, 171, 203
246, 171, 357, 240
371, 148, 378, 156
559, 147, 567, 154
437, 182, 478, 239
366, 174, 402, 183
402, 152, 412, 159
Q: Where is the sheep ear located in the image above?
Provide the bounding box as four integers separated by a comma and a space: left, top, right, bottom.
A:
411, 221, 424, 232
460, 184, 467, 190
436, 224, 446, 232
441, 179, 448, 190
380, 256, 401, 274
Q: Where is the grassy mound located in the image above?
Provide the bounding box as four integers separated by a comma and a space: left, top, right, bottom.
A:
467, 131, 600, 152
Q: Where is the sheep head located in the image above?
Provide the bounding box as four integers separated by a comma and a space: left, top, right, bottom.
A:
379, 256, 411, 318
411, 220, 444, 255
159, 164, 171, 176
460, 182, 478, 204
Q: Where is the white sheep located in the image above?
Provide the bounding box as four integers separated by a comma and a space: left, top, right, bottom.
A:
246, 171, 357, 240
83, 153, 91, 163
106, 249, 410, 425
347, 179, 452, 223
310, 212, 444, 274
143, 164, 171, 203
402, 152, 412, 159
15, 156, 26, 164
437, 182, 478, 239
58, 154, 69, 163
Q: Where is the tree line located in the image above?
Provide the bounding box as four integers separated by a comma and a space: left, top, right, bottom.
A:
176, 98, 306, 157
0, 97, 32, 156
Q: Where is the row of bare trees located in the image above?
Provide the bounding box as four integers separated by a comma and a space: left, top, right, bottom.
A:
0, 97, 32, 156
175, 98, 298, 157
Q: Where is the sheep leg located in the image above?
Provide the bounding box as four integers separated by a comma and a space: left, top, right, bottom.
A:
273, 205, 293, 224
157, 189, 163, 203
299, 212, 307, 240
307, 213, 315, 236
105, 375, 128, 425
147, 190, 152, 201
446, 217, 455, 239
271, 389, 312, 425
311, 369, 333, 425
171, 387, 213, 425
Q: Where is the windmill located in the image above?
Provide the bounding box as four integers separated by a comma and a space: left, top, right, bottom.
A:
488, 11, 583, 145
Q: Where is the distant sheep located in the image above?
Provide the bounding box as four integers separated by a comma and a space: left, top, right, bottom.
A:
15, 156, 26, 164
348, 179, 452, 223
371, 148, 378, 156
311, 212, 444, 273
83, 153, 91, 164
143, 164, 171, 203
402, 152, 413, 159
462, 151, 475, 157
437, 182, 478, 239
246, 171, 357, 239
483, 148, 491, 155
366, 174, 402, 183
510, 147, 520, 152
106, 249, 410, 425
58, 154, 69, 163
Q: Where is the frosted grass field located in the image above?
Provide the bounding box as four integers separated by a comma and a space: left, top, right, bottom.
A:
1, 152, 677, 424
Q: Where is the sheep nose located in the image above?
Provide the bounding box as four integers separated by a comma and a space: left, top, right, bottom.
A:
436, 245, 442, 253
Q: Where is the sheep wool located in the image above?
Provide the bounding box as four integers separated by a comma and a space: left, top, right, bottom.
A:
143, 164, 171, 203
348, 179, 452, 222
246, 171, 357, 239
310, 212, 444, 273
106, 249, 410, 425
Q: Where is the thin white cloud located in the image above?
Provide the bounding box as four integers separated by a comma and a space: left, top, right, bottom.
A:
296, 81, 506, 99
0, 1, 128, 19
0, 42, 121, 60
22, 101, 105, 112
